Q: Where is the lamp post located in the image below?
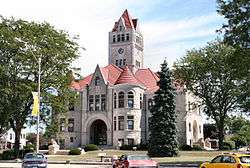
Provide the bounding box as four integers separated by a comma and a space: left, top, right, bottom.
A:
36, 57, 41, 153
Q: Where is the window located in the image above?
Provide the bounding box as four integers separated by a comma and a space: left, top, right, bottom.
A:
114, 93, 117, 108
136, 60, 140, 68
128, 138, 134, 145
121, 34, 125, 41
68, 101, 74, 111
95, 76, 100, 86
127, 91, 134, 108
119, 59, 122, 66
68, 118, 74, 132
118, 92, 125, 108
117, 34, 120, 42
114, 117, 117, 131
211, 156, 223, 163
119, 26, 122, 31
60, 118, 65, 132
95, 95, 100, 111
199, 125, 201, 134
127, 116, 134, 130
9, 133, 12, 140
101, 94, 106, 111
140, 94, 143, 109
148, 99, 153, 110
222, 156, 236, 163
70, 137, 74, 143
126, 33, 129, 41
189, 123, 191, 132
113, 35, 116, 43
89, 95, 94, 111
123, 59, 126, 65
115, 60, 118, 66
118, 116, 124, 130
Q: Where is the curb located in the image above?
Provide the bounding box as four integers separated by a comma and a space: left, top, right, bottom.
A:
0, 160, 112, 165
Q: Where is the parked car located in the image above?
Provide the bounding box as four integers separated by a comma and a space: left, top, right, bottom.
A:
200, 153, 250, 168
22, 153, 48, 168
114, 154, 158, 168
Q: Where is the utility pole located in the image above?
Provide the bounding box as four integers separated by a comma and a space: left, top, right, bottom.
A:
36, 57, 41, 153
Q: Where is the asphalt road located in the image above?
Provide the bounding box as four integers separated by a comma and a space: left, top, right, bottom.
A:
0, 163, 200, 168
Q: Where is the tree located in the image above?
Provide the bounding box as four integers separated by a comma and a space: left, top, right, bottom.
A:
217, 0, 250, 112
226, 116, 250, 134
148, 60, 178, 157
217, 0, 250, 48
174, 40, 245, 149
0, 16, 79, 153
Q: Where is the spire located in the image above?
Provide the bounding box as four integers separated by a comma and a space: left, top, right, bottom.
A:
112, 9, 138, 32
115, 66, 140, 85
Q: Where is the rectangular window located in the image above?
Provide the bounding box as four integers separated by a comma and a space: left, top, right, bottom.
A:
68, 118, 74, 132
9, 133, 12, 140
101, 94, 106, 111
140, 94, 143, 109
117, 34, 120, 42
60, 118, 65, 132
70, 137, 74, 143
121, 34, 125, 41
114, 117, 117, 131
115, 60, 118, 66
128, 138, 134, 145
126, 33, 129, 41
118, 116, 124, 130
119, 59, 122, 66
95, 95, 100, 111
68, 101, 74, 111
136, 60, 140, 68
127, 116, 134, 130
123, 59, 126, 65
113, 35, 116, 43
89, 95, 94, 111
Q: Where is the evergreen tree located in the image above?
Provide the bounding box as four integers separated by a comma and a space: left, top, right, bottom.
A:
148, 60, 178, 157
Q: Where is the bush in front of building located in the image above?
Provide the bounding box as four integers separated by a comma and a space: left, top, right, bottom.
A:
24, 144, 35, 153
179, 144, 193, 151
1, 150, 16, 160
120, 145, 133, 150
83, 144, 99, 152
68, 148, 81, 155
192, 144, 203, 151
222, 141, 235, 150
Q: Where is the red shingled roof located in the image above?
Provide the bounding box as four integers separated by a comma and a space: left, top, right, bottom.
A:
112, 9, 138, 32
71, 64, 159, 92
115, 66, 140, 85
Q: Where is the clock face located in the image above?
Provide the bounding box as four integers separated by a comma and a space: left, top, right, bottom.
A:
118, 48, 124, 54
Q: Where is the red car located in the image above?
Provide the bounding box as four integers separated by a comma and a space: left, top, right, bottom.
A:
114, 154, 158, 168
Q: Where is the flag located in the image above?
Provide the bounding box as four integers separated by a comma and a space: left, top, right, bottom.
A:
32, 92, 39, 116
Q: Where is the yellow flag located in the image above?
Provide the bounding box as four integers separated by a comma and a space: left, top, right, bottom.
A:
32, 92, 39, 116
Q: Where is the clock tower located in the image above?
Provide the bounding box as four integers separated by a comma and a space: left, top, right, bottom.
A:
108, 9, 144, 73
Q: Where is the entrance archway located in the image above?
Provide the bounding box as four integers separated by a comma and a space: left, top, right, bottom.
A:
90, 119, 107, 145
193, 120, 198, 142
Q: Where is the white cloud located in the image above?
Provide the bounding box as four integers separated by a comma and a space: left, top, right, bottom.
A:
0, 0, 223, 75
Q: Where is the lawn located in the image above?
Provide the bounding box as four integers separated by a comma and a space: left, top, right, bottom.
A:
47, 150, 231, 163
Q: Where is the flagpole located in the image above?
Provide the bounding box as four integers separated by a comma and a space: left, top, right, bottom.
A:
36, 57, 41, 153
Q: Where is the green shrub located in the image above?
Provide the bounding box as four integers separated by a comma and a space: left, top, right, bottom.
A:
120, 145, 133, 150
225, 141, 235, 149
222, 142, 232, 150
2, 150, 16, 160
84, 144, 98, 152
24, 144, 35, 153
179, 144, 192, 151
68, 148, 81, 155
137, 144, 148, 150
192, 145, 203, 151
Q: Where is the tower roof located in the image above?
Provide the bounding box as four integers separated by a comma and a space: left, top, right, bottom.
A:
115, 66, 140, 85
112, 9, 138, 32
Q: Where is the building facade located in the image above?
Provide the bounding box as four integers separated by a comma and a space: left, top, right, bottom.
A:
57, 10, 203, 149
0, 128, 26, 150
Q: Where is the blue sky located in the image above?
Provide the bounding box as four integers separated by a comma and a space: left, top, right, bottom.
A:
0, 0, 225, 76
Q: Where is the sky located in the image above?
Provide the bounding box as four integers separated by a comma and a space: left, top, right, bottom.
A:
0, 0, 225, 76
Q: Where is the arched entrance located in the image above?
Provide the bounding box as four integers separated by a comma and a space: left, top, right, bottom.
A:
90, 119, 107, 145
193, 120, 198, 142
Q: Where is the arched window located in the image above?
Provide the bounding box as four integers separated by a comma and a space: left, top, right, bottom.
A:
189, 123, 191, 132
118, 92, 124, 108
127, 91, 134, 108
95, 76, 100, 86
114, 93, 117, 109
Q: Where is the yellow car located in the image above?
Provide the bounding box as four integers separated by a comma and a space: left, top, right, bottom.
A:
200, 153, 250, 168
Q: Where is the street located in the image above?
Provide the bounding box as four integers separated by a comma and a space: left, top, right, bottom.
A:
0, 163, 200, 168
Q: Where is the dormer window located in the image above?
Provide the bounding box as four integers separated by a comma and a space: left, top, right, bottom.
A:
113, 35, 116, 43
95, 76, 100, 86
119, 26, 122, 31
121, 34, 125, 41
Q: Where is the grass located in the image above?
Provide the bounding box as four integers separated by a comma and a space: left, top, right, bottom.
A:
47, 150, 231, 163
